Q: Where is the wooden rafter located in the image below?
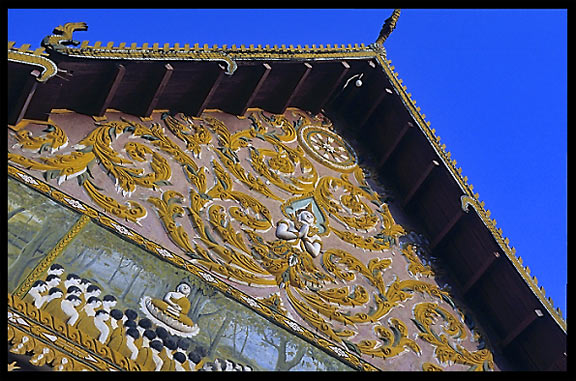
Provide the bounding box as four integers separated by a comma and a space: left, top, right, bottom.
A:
94, 64, 126, 117
277, 62, 313, 114
461, 251, 501, 295
142, 63, 174, 117
8, 70, 40, 126
430, 208, 464, 250
311, 61, 350, 115
236, 63, 272, 116
401, 159, 440, 208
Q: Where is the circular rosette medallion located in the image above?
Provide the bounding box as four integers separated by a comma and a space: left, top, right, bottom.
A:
298, 125, 357, 172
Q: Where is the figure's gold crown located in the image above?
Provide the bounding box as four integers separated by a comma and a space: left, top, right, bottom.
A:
296, 203, 314, 215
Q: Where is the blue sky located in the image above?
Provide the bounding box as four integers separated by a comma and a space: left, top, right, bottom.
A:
7, 8, 567, 317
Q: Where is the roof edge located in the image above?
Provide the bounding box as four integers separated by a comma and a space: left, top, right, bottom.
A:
375, 54, 567, 332
33, 20, 397, 76
7, 42, 57, 82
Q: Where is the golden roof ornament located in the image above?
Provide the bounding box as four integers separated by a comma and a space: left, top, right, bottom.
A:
375, 9, 401, 46
41, 22, 88, 50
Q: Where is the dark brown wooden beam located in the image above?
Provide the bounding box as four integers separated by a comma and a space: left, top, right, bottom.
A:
401, 159, 440, 208
377, 121, 414, 168
179, 66, 225, 117
429, 208, 464, 250
193, 68, 225, 117
312, 61, 350, 114
329, 60, 379, 124
22, 73, 67, 122
461, 251, 501, 295
500, 309, 542, 349
142, 63, 173, 117
278, 62, 313, 114
94, 64, 126, 117
8, 69, 40, 126
356, 88, 389, 129
237, 63, 271, 116
546, 351, 567, 371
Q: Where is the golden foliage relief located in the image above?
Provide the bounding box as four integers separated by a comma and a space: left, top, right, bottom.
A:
8, 109, 494, 370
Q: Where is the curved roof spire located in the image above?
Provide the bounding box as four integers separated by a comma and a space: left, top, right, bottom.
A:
375, 9, 401, 45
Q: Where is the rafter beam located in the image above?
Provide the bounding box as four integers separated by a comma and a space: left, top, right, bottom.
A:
277, 62, 313, 114
430, 208, 464, 250
547, 351, 567, 371
142, 63, 173, 117
327, 60, 377, 116
94, 64, 126, 117
377, 121, 413, 168
179, 65, 225, 117
462, 251, 501, 295
313, 61, 350, 114
8, 69, 40, 126
237, 63, 271, 116
356, 88, 388, 129
193, 68, 225, 117
500, 309, 542, 349
401, 159, 440, 208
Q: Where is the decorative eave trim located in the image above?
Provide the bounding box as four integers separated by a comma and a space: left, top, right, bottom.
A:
374, 54, 567, 332
7, 42, 58, 82
44, 40, 384, 74
37, 21, 394, 76
14, 10, 401, 79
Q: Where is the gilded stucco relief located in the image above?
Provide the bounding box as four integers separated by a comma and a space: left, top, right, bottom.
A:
8, 108, 495, 371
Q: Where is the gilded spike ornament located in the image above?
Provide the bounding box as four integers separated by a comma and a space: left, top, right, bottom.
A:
375, 9, 401, 46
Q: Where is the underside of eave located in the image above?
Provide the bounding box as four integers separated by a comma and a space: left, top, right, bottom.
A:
320, 55, 566, 371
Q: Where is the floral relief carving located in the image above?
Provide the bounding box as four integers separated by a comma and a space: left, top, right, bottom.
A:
8, 108, 494, 371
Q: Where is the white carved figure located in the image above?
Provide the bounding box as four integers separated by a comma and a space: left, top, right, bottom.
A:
60, 294, 82, 326
47, 263, 65, 277
102, 294, 117, 312
45, 274, 61, 289
42, 287, 64, 316
25, 280, 49, 308
275, 203, 322, 258
149, 339, 165, 371
125, 327, 140, 360
93, 310, 111, 344
64, 273, 81, 290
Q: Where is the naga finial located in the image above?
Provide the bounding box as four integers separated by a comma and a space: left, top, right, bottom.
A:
375, 9, 401, 46
41, 22, 88, 50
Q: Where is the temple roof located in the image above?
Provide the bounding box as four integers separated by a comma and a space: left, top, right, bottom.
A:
7, 11, 566, 371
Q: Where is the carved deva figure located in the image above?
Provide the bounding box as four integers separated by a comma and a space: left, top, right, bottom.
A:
275, 203, 322, 258
139, 282, 199, 338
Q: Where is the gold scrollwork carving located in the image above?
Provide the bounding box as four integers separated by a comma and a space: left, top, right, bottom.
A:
8, 107, 495, 371
356, 318, 421, 359
401, 243, 435, 278
412, 302, 494, 371
12, 121, 69, 153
